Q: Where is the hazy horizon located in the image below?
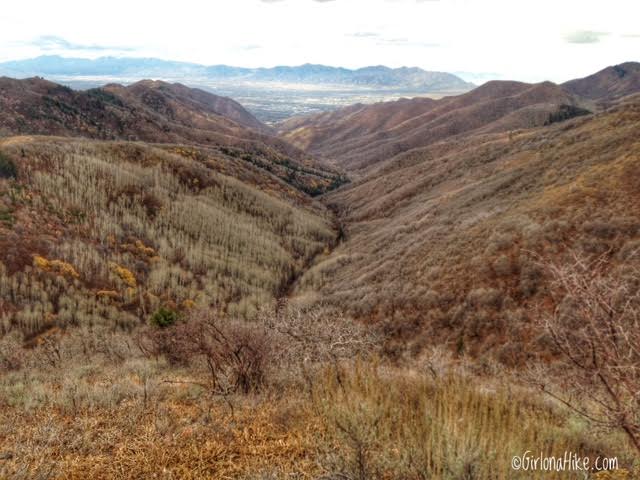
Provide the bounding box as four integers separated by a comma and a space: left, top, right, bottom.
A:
1, 0, 639, 84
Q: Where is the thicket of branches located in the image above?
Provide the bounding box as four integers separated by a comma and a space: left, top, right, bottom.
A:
533, 251, 640, 453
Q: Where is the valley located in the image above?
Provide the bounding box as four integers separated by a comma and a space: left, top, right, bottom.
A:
0, 56, 475, 123
1, 61, 640, 479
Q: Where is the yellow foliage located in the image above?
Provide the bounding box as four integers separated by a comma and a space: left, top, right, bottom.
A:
121, 239, 156, 257
33, 255, 49, 270
182, 299, 196, 310
110, 263, 137, 288
134, 240, 155, 256
594, 469, 639, 480
33, 255, 79, 278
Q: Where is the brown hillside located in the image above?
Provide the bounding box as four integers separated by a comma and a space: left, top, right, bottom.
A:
293, 97, 640, 363
0, 77, 344, 195
105, 79, 268, 133
0, 78, 308, 159
278, 79, 590, 173
563, 61, 640, 103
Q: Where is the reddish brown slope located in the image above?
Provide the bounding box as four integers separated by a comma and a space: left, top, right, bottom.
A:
294, 98, 640, 362
108, 79, 268, 133
0, 77, 307, 163
0, 76, 344, 194
278, 80, 589, 172
278, 97, 438, 152
563, 61, 640, 103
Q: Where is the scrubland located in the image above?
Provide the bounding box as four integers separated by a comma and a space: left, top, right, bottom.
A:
0, 305, 637, 479
297, 97, 640, 364
0, 138, 336, 338
1, 80, 640, 479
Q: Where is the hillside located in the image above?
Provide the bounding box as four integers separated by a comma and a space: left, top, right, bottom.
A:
292, 96, 640, 362
0, 56, 474, 91
563, 61, 640, 103
0, 76, 267, 135
106, 79, 267, 132
2, 62, 640, 479
278, 80, 592, 172
0, 136, 338, 338
0, 77, 345, 195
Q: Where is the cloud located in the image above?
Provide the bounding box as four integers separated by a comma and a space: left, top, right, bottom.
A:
564, 30, 609, 44
376, 37, 440, 47
347, 32, 381, 38
348, 32, 438, 47
26, 35, 134, 52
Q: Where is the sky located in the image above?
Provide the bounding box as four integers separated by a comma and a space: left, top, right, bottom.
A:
1, 0, 639, 83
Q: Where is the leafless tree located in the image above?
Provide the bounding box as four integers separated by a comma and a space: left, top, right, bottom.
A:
260, 303, 379, 365
533, 250, 640, 453
141, 311, 272, 395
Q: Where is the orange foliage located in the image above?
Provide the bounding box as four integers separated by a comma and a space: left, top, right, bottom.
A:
33, 255, 79, 279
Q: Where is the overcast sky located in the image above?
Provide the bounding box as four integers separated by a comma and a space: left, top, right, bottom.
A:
1, 0, 639, 82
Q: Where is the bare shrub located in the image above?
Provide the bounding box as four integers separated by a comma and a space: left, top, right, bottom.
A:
532, 250, 640, 453
260, 303, 379, 369
141, 311, 272, 394
0, 332, 24, 371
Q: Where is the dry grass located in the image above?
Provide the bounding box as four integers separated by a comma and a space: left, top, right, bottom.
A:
1, 345, 637, 479
311, 362, 638, 479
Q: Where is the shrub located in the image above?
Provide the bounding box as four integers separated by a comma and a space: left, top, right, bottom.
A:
0, 152, 17, 179
111, 263, 137, 288
492, 254, 513, 276
534, 252, 640, 454
33, 255, 80, 278
150, 307, 179, 328
142, 311, 273, 393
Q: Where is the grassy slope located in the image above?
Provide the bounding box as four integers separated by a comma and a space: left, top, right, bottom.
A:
0, 137, 336, 338
1, 344, 635, 479
294, 97, 640, 362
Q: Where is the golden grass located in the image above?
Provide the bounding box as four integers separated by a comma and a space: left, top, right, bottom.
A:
1, 353, 636, 479
312, 363, 638, 479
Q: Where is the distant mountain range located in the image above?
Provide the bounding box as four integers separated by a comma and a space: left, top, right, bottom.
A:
0, 55, 474, 91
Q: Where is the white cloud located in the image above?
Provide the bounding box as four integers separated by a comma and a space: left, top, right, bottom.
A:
565, 31, 610, 44
19, 35, 135, 52
0, 0, 638, 82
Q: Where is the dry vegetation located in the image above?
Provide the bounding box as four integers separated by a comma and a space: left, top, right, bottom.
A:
0, 137, 336, 339
0, 77, 347, 197
0, 306, 637, 479
278, 80, 590, 172
295, 97, 640, 364
530, 252, 640, 453
2, 67, 640, 479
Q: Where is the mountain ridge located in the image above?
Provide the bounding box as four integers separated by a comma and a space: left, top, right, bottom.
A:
0, 55, 474, 91
278, 78, 590, 172
562, 61, 640, 104
0, 76, 345, 196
